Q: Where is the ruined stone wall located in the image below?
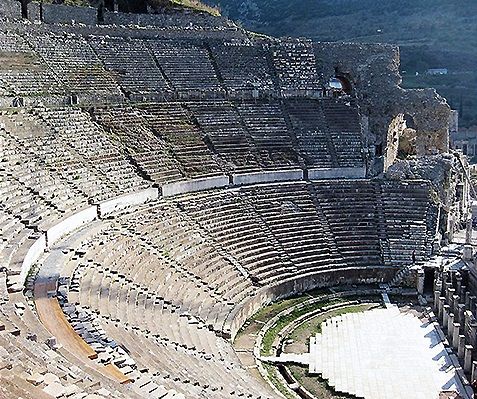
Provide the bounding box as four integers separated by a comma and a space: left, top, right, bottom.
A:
0, 0, 22, 20
314, 42, 451, 175
386, 152, 471, 238
103, 9, 230, 28
27, 2, 41, 23
42, 3, 97, 25
385, 114, 406, 171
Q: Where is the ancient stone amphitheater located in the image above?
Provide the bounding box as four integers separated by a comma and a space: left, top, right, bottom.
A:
0, 1, 474, 399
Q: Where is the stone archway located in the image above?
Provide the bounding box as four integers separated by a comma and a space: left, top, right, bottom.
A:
398, 113, 418, 159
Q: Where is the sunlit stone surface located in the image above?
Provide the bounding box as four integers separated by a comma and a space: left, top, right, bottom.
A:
309, 306, 468, 399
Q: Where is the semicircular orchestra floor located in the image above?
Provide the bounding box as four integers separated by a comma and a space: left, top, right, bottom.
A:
309, 304, 468, 399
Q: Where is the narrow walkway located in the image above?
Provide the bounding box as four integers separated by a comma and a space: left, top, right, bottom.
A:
33, 222, 132, 385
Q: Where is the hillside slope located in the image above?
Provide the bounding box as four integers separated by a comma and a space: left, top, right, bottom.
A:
207, 0, 477, 127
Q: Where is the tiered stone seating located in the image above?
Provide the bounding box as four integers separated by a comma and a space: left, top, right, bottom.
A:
311, 180, 383, 266
237, 102, 300, 168
380, 181, 434, 266
55, 214, 271, 398
285, 99, 335, 168
0, 125, 64, 235
0, 114, 90, 214
148, 40, 222, 93
321, 99, 364, 168
208, 40, 275, 96
0, 31, 65, 97
20, 134, 118, 203
124, 204, 254, 317
138, 102, 223, 178
187, 100, 261, 172
271, 39, 320, 95
240, 183, 343, 275
35, 107, 150, 196
0, 204, 40, 279
89, 36, 170, 95
178, 190, 293, 284
28, 33, 121, 96
0, 13, 444, 399
0, 295, 145, 399
92, 106, 184, 184
179, 181, 437, 282
67, 264, 265, 397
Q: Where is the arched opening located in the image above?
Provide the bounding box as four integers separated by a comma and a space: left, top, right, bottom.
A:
335, 74, 353, 95
423, 268, 435, 294
398, 113, 417, 159
403, 114, 417, 130
20, 0, 28, 19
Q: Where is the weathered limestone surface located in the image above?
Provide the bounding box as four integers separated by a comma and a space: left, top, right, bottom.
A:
41, 4, 98, 25
0, 0, 21, 20
314, 42, 451, 174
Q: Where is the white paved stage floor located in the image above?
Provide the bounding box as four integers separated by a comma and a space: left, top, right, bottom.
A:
309, 305, 469, 399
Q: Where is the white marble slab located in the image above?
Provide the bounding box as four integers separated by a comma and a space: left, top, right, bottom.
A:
309, 306, 469, 399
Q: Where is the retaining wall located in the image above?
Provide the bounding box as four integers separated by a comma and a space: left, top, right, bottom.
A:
20, 235, 47, 284
308, 167, 366, 180
225, 266, 396, 340
46, 206, 97, 246
162, 176, 229, 197
42, 4, 97, 25
232, 169, 304, 186
98, 187, 159, 216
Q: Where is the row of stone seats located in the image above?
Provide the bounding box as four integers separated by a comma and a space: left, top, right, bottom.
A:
68, 266, 264, 398
380, 181, 434, 265
285, 99, 335, 167
0, 31, 65, 96
0, 125, 69, 241
35, 107, 150, 195
186, 100, 262, 172
1, 99, 363, 210
137, 103, 224, 178
0, 117, 90, 214
179, 183, 345, 284
0, 29, 330, 98
67, 215, 248, 333
57, 221, 272, 398
99, 318, 270, 398
123, 204, 254, 312
148, 40, 222, 92
311, 180, 384, 266
27, 33, 121, 96
321, 99, 364, 168
178, 190, 295, 284
0, 295, 144, 399
7, 177, 436, 399
178, 181, 437, 284
89, 36, 170, 95
208, 40, 275, 95
88, 99, 364, 174
91, 106, 184, 184
239, 183, 342, 274
20, 134, 118, 203
236, 101, 300, 168
69, 261, 222, 358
